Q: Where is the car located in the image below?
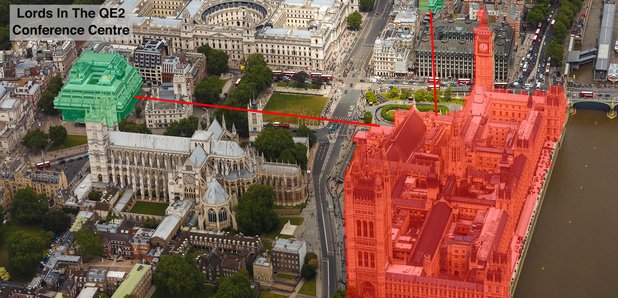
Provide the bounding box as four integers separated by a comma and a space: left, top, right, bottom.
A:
350, 83, 353, 87
360, 79, 366, 82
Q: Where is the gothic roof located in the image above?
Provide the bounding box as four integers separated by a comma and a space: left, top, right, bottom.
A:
384, 110, 427, 162
191, 119, 224, 141
187, 145, 207, 168
203, 178, 229, 206
109, 131, 190, 152
210, 140, 244, 157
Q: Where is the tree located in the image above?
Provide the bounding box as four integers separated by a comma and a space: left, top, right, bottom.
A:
442, 86, 453, 102
48, 125, 67, 145
0, 267, 10, 281
123, 295, 137, 298
164, 116, 199, 137
214, 271, 253, 298
88, 191, 103, 201
332, 289, 346, 298
235, 184, 279, 236
75, 227, 104, 261
195, 76, 224, 104
254, 127, 295, 161
142, 218, 159, 229
359, 0, 375, 12
546, 41, 564, 67
296, 125, 316, 147
11, 187, 48, 225
346, 11, 362, 30
399, 88, 411, 100
154, 254, 204, 298
198, 44, 229, 76
301, 263, 317, 279
134, 105, 142, 118
42, 210, 72, 234
552, 20, 568, 43
208, 50, 229, 76
387, 87, 400, 99
365, 90, 378, 104
6, 230, 52, 277
38, 75, 63, 115
363, 112, 373, 124
119, 119, 151, 134
22, 129, 48, 150
292, 71, 310, 87
305, 252, 318, 263
413, 89, 431, 102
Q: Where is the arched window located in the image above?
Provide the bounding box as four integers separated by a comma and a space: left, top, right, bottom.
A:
369, 222, 374, 238
363, 221, 368, 237
363, 252, 369, 267
219, 208, 228, 222
370, 253, 375, 268
356, 220, 362, 237
357, 252, 363, 266
208, 209, 217, 222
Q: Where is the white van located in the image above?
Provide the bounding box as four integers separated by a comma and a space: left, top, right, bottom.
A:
614, 39, 618, 52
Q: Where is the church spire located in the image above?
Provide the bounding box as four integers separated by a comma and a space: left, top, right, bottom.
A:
222, 113, 227, 130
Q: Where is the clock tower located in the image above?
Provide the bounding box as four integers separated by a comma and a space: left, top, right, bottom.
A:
473, 6, 494, 90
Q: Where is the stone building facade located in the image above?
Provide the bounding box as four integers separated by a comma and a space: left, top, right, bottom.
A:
104, 0, 355, 72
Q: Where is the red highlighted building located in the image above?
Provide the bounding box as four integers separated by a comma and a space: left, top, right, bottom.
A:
344, 7, 567, 298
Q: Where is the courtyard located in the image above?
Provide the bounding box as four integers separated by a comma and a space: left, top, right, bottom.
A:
129, 201, 168, 216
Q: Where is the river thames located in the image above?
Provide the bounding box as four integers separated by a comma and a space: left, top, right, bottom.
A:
516, 110, 618, 297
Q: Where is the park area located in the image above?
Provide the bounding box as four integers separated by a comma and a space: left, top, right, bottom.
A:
263, 93, 327, 124
129, 201, 168, 216
380, 104, 449, 122
48, 134, 88, 152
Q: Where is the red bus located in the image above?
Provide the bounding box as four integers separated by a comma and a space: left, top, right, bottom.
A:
36, 161, 51, 170
427, 84, 440, 91
273, 122, 290, 129
457, 78, 471, 85
579, 91, 594, 98
310, 72, 322, 78
322, 74, 334, 81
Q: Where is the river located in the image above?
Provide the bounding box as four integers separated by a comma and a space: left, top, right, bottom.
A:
515, 110, 618, 297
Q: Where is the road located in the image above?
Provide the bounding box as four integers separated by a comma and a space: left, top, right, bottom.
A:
343, 0, 393, 79
313, 1, 390, 297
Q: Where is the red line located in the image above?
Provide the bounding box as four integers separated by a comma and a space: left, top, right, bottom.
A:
429, 10, 438, 116
134, 96, 380, 127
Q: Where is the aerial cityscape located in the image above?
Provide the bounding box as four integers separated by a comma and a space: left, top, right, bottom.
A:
0, 0, 615, 297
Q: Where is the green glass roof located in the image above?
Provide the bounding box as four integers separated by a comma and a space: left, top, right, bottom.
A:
54, 51, 143, 127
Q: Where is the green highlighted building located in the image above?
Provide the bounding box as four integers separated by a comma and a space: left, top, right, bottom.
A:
419, 0, 444, 13
54, 52, 142, 127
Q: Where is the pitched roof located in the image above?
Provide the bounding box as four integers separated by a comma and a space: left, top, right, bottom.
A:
109, 131, 190, 152
203, 178, 229, 206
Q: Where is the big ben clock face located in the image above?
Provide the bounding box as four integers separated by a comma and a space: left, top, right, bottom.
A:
184, 174, 195, 184
478, 43, 489, 53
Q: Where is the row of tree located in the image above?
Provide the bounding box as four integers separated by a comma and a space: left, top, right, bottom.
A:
197, 45, 229, 77
118, 119, 151, 134
194, 76, 226, 104
22, 125, 68, 150
214, 54, 273, 136
254, 126, 309, 170
37, 75, 64, 115
155, 253, 254, 298
527, 0, 584, 67
346, 12, 362, 31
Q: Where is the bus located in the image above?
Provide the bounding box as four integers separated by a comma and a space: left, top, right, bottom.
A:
272, 122, 290, 129
322, 74, 334, 81
36, 161, 51, 170
457, 78, 471, 85
427, 84, 440, 91
428, 77, 440, 85
532, 34, 538, 45
535, 28, 541, 35
310, 72, 322, 78
234, 78, 241, 86
579, 91, 594, 98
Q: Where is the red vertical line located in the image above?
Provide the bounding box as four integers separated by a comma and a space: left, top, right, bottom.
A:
429, 10, 438, 116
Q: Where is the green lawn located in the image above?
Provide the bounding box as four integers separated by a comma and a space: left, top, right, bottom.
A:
153, 285, 217, 298
129, 201, 168, 216
0, 223, 51, 282
276, 272, 297, 280
48, 134, 88, 152
380, 104, 449, 122
298, 278, 317, 296
263, 93, 327, 124
265, 217, 305, 240
259, 291, 289, 298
